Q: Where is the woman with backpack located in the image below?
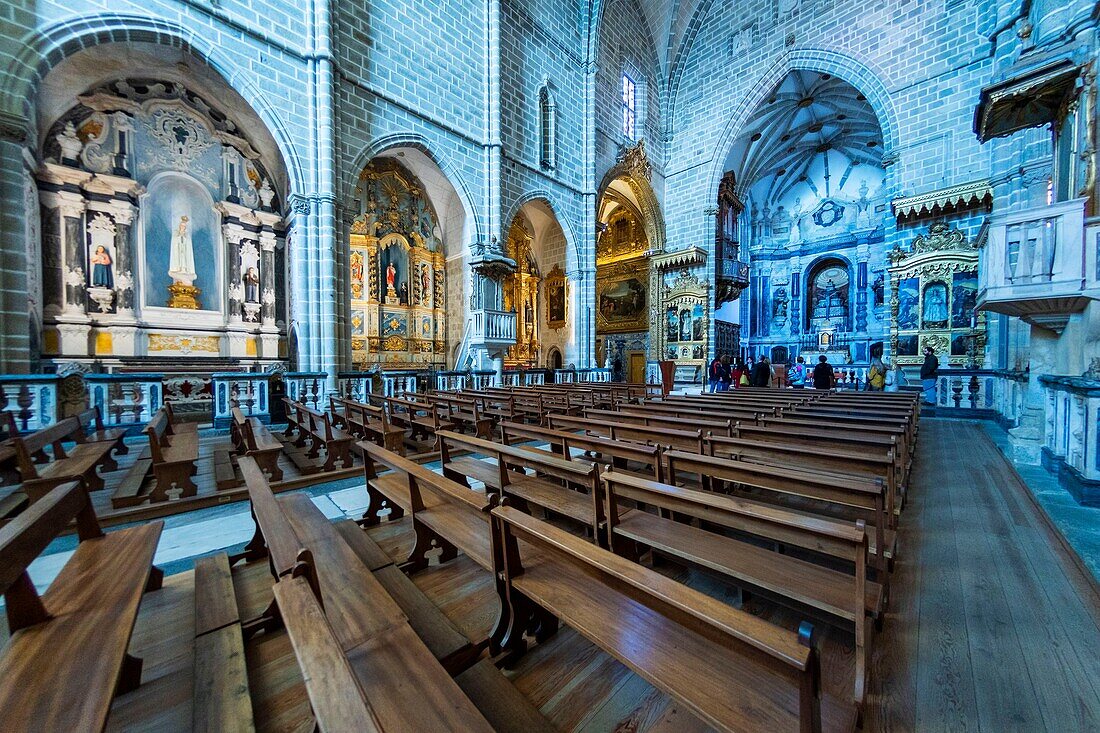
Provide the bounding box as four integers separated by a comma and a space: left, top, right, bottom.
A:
866, 357, 887, 391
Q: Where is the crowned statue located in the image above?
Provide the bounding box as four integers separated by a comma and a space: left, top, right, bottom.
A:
167, 214, 203, 309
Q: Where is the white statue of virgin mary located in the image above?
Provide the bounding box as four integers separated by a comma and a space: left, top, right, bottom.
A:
168, 215, 198, 286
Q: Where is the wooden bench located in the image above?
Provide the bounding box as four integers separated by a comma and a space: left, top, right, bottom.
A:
75, 406, 129, 458
0, 480, 164, 731
418, 392, 493, 439
192, 552, 255, 732
231, 406, 283, 482
331, 396, 405, 454
664, 449, 893, 587
360, 440, 495, 571
706, 433, 901, 538
13, 416, 117, 501
547, 412, 704, 453
603, 469, 873, 706
384, 395, 454, 447
489, 504, 857, 733
144, 406, 199, 501
438, 429, 605, 535
585, 407, 737, 437
291, 400, 353, 471
499, 420, 663, 480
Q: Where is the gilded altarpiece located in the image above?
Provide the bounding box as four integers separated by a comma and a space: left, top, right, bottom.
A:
349, 160, 446, 369
889, 223, 985, 366
502, 220, 541, 366
596, 206, 650, 334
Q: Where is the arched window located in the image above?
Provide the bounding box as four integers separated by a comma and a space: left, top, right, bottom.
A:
539, 85, 556, 170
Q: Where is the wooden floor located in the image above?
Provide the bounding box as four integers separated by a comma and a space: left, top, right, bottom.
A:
59, 419, 1100, 731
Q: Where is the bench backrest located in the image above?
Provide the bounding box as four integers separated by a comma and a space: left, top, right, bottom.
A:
144, 409, 173, 464
705, 434, 894, 482
547, 413, 703, 453
0, 480, 103, 632
438, 429, 597, 490
499, 421, 662, 480
584, 408, 735, 436
14, 417, 82, 472
74, 407, 107, 439
240, 455, 302, 576
602, 469, 866, 565
273, 574, 383, 732
733, 421, 898, 452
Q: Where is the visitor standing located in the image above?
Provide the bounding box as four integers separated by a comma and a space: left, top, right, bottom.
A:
718, 355, 731, 391
885, 360, 906, 393
731, 357, 747, 389
920, 346, 939, 405
750, 356, 772, 387
708, 354, 724, 393
812, 354, 835, 390
866, 357, 887, 391
787, 356, 807, 388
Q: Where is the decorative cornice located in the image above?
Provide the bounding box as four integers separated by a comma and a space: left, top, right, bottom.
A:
651, 246, 707, 271
892, 179, 993, 221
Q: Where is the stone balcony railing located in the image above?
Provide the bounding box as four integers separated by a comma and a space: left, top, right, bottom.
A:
0, 375, 61, 431
978, 197, 1097, 331
469, 308, 517, 347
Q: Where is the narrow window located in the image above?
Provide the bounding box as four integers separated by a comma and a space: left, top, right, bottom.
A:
539, 86, 556, 170
621, 74, 636, 140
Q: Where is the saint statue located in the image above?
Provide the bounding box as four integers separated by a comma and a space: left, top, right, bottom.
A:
244, 267, 260, 302
90, 245, 113, 288
420, 265, 430, 303
168, 215, 198, 285
386, 262, 397, 296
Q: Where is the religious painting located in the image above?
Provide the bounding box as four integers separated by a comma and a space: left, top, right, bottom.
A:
951, 271, 978, 328
896, 334, 918, 356
142, 173, 220, 310
597, 276, 647, 332
896, 277, 919, 330
666, 307, 679, 343
922, 281, 949, 328
692, 304, 705, 340
350, 249, 365, 300
951, 332, 970, 357
545, 265, 566, 329
678, 308, 692, 341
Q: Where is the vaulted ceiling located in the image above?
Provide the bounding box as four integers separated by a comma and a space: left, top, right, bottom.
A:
724, 70, 885, 207
621, 0, 701, 75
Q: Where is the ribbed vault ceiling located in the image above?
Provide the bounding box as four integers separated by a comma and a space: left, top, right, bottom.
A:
726, 71, 884, 206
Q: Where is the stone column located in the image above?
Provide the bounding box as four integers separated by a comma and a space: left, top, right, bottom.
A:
58, 193, 87, 317
224, 222, 247, 324
108, 201, 137, 315
260, 228, 277, 327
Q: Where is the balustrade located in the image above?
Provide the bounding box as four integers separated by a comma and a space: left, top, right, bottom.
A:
337, 371, 375, 402
84, 373, 162, 429
0, 375, 61, 431
381, 370, 419, 397
285, 371, 327, 410
470, 308, 517, 344
211, 373, 275, 427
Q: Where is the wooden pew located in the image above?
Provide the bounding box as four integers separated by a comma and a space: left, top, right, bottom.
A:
420, 392, 493, 439
360, 440, 494, 570
384, 395, 454, 447
602, 469, 873, 706
192, 552, 255, 732
294, 400, 354, 471
275, 555, 495, 731
499, 420, 663, 480
0, 480, 164, 732
75, 406, 129, 457
664, 449, 893, 588
330, 395, 405, 455
145, 406, 199, 500
584, 407, 737, 437
230, 406, 283, 481
13, 416, 118, 501
490, 504, 857, 733
438, 429, 605, 535
240, 456, 550, 730
547, 412, 704, 453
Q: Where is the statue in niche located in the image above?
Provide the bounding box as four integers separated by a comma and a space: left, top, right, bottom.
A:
386, 262, 397, 298
90, 246, 114, 288
244, 267, 260, 303
169, 215, 197, 285
420, 265, 431, 304
399, 282, 409, 305
922, 282, 948, 326
679, 309, 692, 341
773, 288, 789, 321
